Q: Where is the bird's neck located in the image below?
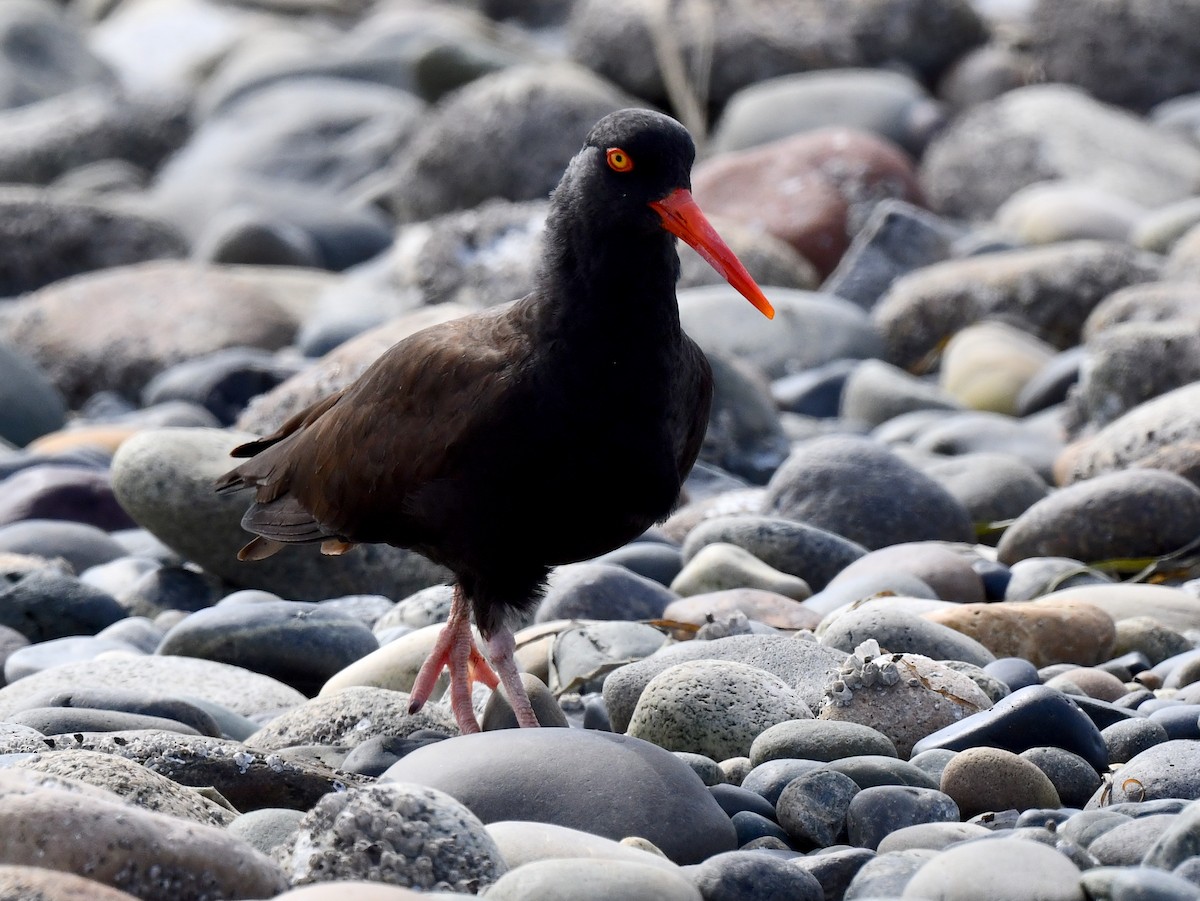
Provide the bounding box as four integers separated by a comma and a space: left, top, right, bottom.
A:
534, 206, 684, 347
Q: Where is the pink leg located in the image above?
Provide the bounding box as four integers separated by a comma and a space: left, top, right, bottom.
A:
487, 627, 540, 728
408, 585, 497, 735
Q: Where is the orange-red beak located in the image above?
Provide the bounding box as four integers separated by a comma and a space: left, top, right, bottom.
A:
650, 188, 775, 320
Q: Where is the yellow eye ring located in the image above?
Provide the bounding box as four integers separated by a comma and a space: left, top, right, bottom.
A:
606, 148, 634, 173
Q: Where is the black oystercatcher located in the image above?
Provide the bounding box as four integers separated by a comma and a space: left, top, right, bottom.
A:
215, 109, 775, 733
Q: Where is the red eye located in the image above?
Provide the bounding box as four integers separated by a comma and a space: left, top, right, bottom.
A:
606, 147, 634, 173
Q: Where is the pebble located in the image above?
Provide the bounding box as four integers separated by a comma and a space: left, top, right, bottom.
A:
0, 786, 287, 900
940, 746, 1062, 817
921, 451, 1050, 525
602, 634, 847, 733
912, 685, 1109, 771
844, 847, 938, 898
690, 850, 824, 901
710, 68, 939, 157
826, 542, 986, 603
247, 685, 456, 750
839, 358, 961, 428
1103, 718, 1171, 765
669, 542, 811, 601
1021, 746, 1104, 809
1039, 584, 1200, 635
823, 199, 959, 311
818, 604, 995, 667
158, 600, 379, 696
750, 719, 897, 767
0, 566, 126, 643
485, 820, 681, 872
487, 859, 701, 901
902, 836, 1085, 901
626, 658, 813, 761
678, 286, 883, 381
0, 519, 127, 572
818, 649, 992, 758
939, 320, 1058, 415
691, 128, 921, 277
0, 655, 304, 721
998, 469, 1200, 566
662, 589, 820, 633
382, 729, 738, 864
763, 435, 975, 549
274, 782, 505, 892
679, 515, 867, 593
226, 807, 306, 856
846, 785, 960, 851
775, 768, 860, 848
0, 340, 66, 447
872, 241, 1161, 372
14, 748, 234, 826
923, 84, 1200, 219
535, 561, 677, 623
0, 865, 141, 901
876, 821, 991, 853
925, 599, 1117, 668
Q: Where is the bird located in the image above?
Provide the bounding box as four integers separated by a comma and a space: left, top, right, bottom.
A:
215, 108, 775, 734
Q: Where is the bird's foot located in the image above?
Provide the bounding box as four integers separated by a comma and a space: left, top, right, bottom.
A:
408, 604, 495, 735
487, 627, 540, 729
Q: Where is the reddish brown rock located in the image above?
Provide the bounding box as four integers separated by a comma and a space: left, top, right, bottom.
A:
692, 128, 921, 277
925, 600, 1115, 667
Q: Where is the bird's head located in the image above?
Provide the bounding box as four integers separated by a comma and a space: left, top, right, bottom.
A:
570, 108, 775, 320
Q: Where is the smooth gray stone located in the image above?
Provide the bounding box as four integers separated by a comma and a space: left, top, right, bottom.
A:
0, 566, 126, 643
818, 604, 995, 666
0, 339, 65, 447
688, 850, 823, 901
681, 514, 867, 593
763, 435, 974, 549
1081, 865, 1200, 901
486, 858, 701, 901
0, 519, 126, 572
776, 768, 860, 848
846, 785, 959, 851
383, 729, 737, 865
820, 757, 939, 791
1087, 740, 1200, 806
902, 836, 1085, 900
4, 686, 220, 737
844, 848, 937, 899
157, 600, 379, 696
1145, 799, 1200, 870
3, 635, 137, 682
536, 562, 677, 623
752, 720, 897, 766
793, 846, 877, 901
4, 706, 201, 736
0, 656, 304, 721
1103, 718, 1171, 765
876, 821, 991, 853
1089, 815, 1178, 866
1021, 747, 1103, 809
742, 758, 828, 806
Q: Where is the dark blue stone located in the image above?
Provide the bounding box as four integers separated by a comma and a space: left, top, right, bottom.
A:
732, 811, 790, 848
1149, 705, 1200, 740
710, 783, 777, 820
984, 657, 1040, 692
910, 684, 1108, 770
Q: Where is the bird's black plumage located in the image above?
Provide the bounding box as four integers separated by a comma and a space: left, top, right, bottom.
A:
216, 109, 772, 730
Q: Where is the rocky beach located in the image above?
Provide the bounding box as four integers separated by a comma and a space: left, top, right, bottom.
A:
2, 0, 1200, 899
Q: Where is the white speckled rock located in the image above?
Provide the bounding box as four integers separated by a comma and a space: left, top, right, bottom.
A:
819, 645, 992, 758
626, 659, 813, 760
276, 782, 506, 893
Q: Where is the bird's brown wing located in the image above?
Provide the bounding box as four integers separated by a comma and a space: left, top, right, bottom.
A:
216, 304, 532, 553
